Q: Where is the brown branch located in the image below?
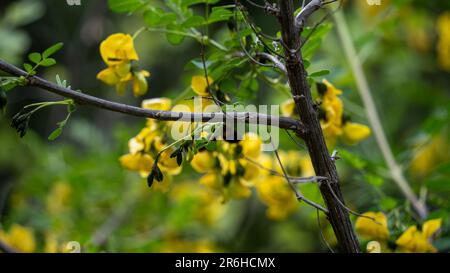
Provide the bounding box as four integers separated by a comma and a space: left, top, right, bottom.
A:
277, 0, 360, 252
0, 59, 305, 134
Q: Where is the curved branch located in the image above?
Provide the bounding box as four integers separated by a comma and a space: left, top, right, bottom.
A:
0, 59, 305, 134
295, 0, 337, 31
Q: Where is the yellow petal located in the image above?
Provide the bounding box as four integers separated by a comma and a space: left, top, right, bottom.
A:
191, 151, 215, 173
128, 137, 145, 154
342, 122, 371, 145
395, 226, 417, 248
142, 97, 172, 111
191, 75, 213, 96
322, 79, 343, 97
422, 218, 442, 239
132, 70, 149, 97
355, 212, 390, 241
120, 153, 154, 173
158, 148, 182, 175
240, 133, 261, 159
115, 62, 132, 78
97, 67, 120, 85
100, 33, 139, 66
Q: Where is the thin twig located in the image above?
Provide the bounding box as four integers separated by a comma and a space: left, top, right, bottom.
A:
322, 179, 381, 225
271, 140, 329, 214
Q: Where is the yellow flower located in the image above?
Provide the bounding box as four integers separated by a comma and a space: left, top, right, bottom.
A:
99, 33, 139, 65
320, 80, 344, 146
255, 176, 298, 220
120, 153, 154, 176
158, 148, 182, 175
191, 75, 213, 96
97, 33, 150, 96
240, 133, 262, 159
142, 97, 172, 111
132, 70, 151, 96
47, 182, 72, 215
0, 224, 36, 253
355, 212, 390, 241
342, 122, 371, 145
422, 218, 442, 238
395, 218, 442, 253
437, 12, 450, 71
191, 151, 216, 173
319, 80, 370, 146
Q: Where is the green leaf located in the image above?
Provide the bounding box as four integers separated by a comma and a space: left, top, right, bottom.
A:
143, 8, 177, 27
181, 0, 220, 7
166, 25, 185, 45
0, 79, 18, 91
309, 69, 330, 78
208, 7, 233, 24
40, 58, 57, 67
23, 63, 34, 73
48, 127, 63, 141
28, 52, 42, 64
380, 197, 397, 211
182, 16, 206, 28
43, 42, 64, 58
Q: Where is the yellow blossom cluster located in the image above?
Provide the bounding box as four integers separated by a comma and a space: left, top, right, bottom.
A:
117, 72, 321, 221
282, 79, 371, 147
120, 97, 181, 192
97, 33, 150, 96
355, 211, 442, 253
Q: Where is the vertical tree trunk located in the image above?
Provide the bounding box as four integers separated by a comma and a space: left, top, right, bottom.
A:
277, 0, 360, 253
